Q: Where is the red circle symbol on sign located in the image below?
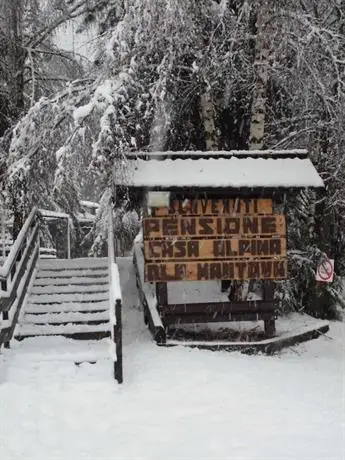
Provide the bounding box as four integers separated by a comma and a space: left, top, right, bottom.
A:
317, 259, 333, 281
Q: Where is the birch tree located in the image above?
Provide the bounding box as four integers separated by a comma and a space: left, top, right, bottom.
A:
248, 0, 274, 150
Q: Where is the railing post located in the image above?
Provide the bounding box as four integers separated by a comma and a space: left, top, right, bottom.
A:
1, 204, 5, 261
114, 299, 123, 384
67, 217, 71, 259
108, 207, 123, 383
108, 209, 115, 261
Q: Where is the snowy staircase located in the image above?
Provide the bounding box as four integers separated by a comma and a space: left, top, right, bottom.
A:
15, 257, 110, 340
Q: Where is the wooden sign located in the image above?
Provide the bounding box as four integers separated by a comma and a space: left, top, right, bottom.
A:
144, 237, 286, 261
154, 198, 273, 216
145, 259, 287, 281
143, 197, 287, 282
144, 215, 286, 239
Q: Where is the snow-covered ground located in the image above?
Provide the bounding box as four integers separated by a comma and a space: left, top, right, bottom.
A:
0, 258, 344, 459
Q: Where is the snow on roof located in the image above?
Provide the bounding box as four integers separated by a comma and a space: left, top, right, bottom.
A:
118, 158, 324, 189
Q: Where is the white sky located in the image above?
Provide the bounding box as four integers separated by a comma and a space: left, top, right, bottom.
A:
54, 19, 97, 60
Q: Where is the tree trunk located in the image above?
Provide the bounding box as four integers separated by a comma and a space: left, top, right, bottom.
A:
199, 86, 219, 151
8, 0, 25, 114
245, 3, 274, 299
249, 2, 272, 150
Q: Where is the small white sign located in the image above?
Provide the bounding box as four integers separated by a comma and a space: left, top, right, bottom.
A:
147, 191, 170, 208
316, 258, 334, 283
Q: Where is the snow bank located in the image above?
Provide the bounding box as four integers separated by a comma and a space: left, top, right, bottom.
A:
0, 320, 343, 460
0, 258, 343, 460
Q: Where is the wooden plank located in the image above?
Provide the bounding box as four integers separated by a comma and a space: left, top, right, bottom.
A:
163, 323, 329, 353
159, 301, 276, 315
143, 215, 286, 239
127, 150, 308, 159
144, 237, 286, 261
145, 259, 287, 282
154, 198, 273, 216
163, 312, 275, 325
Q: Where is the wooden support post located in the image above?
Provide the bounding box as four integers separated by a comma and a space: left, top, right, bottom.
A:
156, 282, 168, 308
263, 280, 276, 338
263, 280, 275, 300
221, 280, 231, 292
67, 217, 71, 259
156, 282, 168, 337
114, 299, 123, 384
264, 320, 276, 338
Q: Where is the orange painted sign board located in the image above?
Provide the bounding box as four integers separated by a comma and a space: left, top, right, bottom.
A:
143, 198, 287, 282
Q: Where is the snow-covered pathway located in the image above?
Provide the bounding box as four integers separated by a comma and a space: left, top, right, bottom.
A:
0, 258, 344, 459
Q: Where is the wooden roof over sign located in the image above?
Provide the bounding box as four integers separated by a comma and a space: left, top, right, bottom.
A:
126, 149, 309, 160
118, 150, 324, 190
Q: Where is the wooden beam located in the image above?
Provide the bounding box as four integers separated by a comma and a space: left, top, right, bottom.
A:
126, 150, 308, 159
159, 301, 276, 315
163, 311, 275, 325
